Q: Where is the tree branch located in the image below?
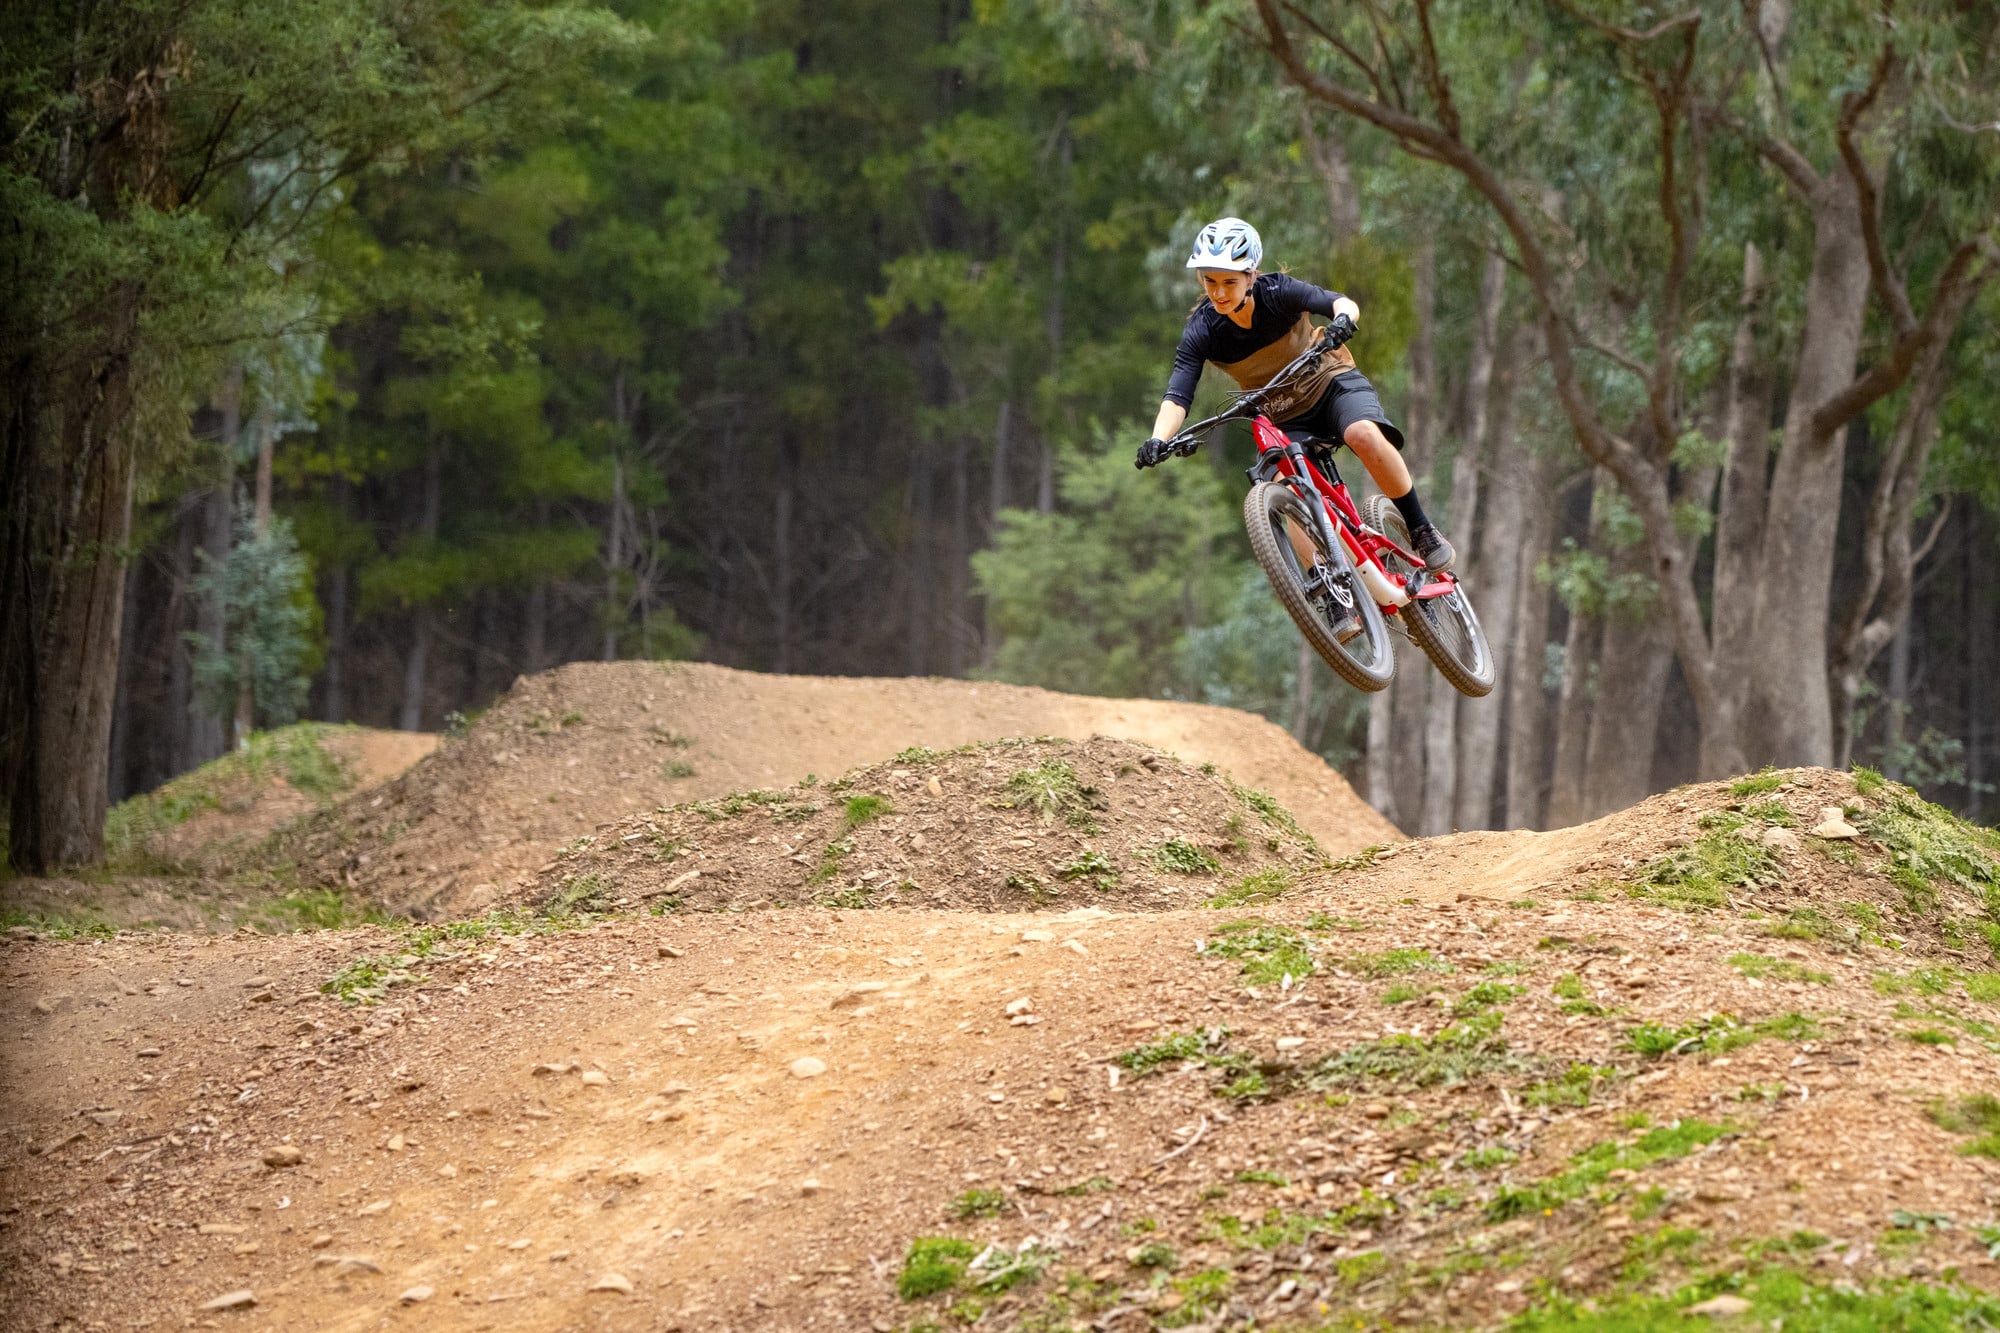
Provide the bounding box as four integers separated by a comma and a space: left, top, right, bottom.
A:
1835, 42, 1915, 336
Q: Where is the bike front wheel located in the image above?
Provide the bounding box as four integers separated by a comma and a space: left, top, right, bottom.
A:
1243, 481, 1394, 693
1362, 494, 1496, 698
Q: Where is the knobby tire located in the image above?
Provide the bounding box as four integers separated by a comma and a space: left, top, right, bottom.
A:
1242, 481, 1393, 693
1361, 494, 1496, 699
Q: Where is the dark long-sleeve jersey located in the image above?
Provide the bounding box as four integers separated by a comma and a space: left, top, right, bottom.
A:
1161, 273, 1348, 409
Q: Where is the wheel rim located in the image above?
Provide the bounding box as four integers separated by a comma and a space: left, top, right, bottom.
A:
1265, 497, 1387, 673
1415, 586, 1490, 678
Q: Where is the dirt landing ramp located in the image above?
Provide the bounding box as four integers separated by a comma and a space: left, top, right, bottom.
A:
278, 662, 1397, 915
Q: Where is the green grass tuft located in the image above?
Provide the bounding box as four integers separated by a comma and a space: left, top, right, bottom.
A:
1203, 920, 1313, 984
1623, 1011, 1818, 1059
1487, 1119, 1729, 1221
1727, 952, 1832, 984
898, 1237, 977, 1300
1206, 866, 1293, 908
951, 1188, 1006, 1219
1116, 1028, 1226, 1077
1729, 769, 1785, 796
999, 760, 1102, 830
1348, 946, 1454, 978
1861, 787, 2000, 919
1309, 1010, 1527, 1088
1626, 826, 1782, 910
1151, 838, 1220, 874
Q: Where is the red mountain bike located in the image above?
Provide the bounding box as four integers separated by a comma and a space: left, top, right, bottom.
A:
1144, 337, 1495, 698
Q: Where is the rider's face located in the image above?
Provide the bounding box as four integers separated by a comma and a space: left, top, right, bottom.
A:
1199, 268, 1255, 313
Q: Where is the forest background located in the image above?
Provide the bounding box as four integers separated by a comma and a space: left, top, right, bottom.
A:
3, 0, 1996, 874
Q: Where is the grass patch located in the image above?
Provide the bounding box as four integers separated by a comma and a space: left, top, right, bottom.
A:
1727, 952, 1832, 984
1459, 1145, 1518, 1171
1129, 1241, 1177, 1269
1551, 972, 1609, 1015
999, 760, 1102, 831
1861, 786, 2000, 918
1504, 1266, 2000, 1330
1456, 980, 1524, 1014
320, 906, 599, 1004
1206, 867, 1293, 908
840, 794, 894, 830
1729, 769, 1786, 797
1309, 1010, 1529, 1089
1623, 1011, 1818, 1059
1524, 1063, 1619, 1108
1203, 920, 1313, 984
898, 1237, 978, 1299
951, 1188, 1007, 1220
1055, 850, 1118, 892
686, 788, 787, 821
103, 722, 357, 868
1150, 838, 1220, 875
1348, 946, 1453, 978
1116, 1028, 1227, 1077
660, 759, 696, 779
1487, 1119, 1730, 1221
1160, 1268, 1232, 1327
1626, 826, 1782, 909
0, 907, 121, 940
1228, 781, 1319, 853
1381, 980, 1434, 1005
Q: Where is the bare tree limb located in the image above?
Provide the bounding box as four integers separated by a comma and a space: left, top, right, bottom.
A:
1835, 42, 1915, 336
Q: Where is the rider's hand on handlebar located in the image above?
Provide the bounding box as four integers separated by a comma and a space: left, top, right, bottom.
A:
1136, 437, 1172, 469
1327, 312, 1357, 348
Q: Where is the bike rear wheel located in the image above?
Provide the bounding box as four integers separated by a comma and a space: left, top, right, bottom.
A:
1362, 494, 1496, 698
1243, 481, 1393, 693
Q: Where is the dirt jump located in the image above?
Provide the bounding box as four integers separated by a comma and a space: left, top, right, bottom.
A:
4, 748, 1998, 1331
271, 662, 1398, 918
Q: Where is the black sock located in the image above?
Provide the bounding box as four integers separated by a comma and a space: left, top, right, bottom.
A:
1392, 490, 1431, 532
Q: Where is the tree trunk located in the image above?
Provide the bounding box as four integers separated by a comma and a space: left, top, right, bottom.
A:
1455, 327, 1525, 831
1290, 638, 1314, 745
1881, 612, 1910, 781
990, 397, 1011, 526
186, 372, 238, 769
0, 320, 142, 871
400, 440, 443, 732
1299, 110, 1362, 242
1581, 595, 1676, 819
1365, 686, 1399, 829
322, 475, 351, 724
1708, 242, 1771, 759
1746, 184, 1870, 767
234, 400, 275, 747
774, 481, 794, 674
1505, 471, 1556, 829
603, 454, 624, 662
1545, 604, 1599, 830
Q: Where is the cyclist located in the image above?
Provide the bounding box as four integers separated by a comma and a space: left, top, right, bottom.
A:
1137, 216, 1454, 572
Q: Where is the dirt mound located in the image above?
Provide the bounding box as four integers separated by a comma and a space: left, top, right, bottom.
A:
273, 662, 1396, 917
1328, 765, 1999, 958
4, 780, 1998, 1332
522, 736, 1326, 917
107, 723, 436, 873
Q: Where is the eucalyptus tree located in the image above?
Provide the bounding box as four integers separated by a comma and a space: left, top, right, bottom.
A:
1252, 0, 1998, 777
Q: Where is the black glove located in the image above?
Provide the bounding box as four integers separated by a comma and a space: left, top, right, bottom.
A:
1136, 436, 1171, 469
1327, 312, 1357, 348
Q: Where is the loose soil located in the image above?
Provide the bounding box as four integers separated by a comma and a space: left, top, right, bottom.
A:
271, 663, 1397, 919
522, 737, 1326, 917
4, 764, 1997, 1332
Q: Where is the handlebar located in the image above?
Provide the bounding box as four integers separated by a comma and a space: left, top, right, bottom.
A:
1142, 317, 1353, 466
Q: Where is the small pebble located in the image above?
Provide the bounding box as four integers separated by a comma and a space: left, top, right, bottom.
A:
789, 1056, 827, 1079
399, 1286, 434, 1305
589, 1273, 635, 1295
199, 1290, 255, 1311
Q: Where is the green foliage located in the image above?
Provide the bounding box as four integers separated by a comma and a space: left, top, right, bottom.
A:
1116, 1028, 1226, 1077
1727, 953, 1832, 985
1203, 920, 1313, 984
1348, 947, 1453, 978
1130, 1242, 1177, 1269
103, 723, 356, 868
1524, 1063, 1618, 1108
951, 1189, 1007, 1220
1623, 1012, 1819, 1059
1487, 1120, 1730, 1221
1626, 828, 1783, 909
1861, 787, 2000, 919
898, 1237, 978, 1300
841, 794, 894, 831
1550, 972, 1609, 1016
1149, 838, 1220, 874
974, 436, 1245, 700
1456, 980, 1524, 1013
1206, 866, 1293, 908
1729, 770, 1786, 797
1502, 1267, 2000, 1330
1310, 1010, 1526, 1089
999, 762, 1101, 830
188, 509, 317, 729
1926, 1094, 2000, 1158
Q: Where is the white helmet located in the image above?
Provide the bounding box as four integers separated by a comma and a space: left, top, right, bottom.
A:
1186, 216, 1262, 271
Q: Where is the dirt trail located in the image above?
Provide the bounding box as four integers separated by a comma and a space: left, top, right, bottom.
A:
276, 663, 1397, 917
5, 767, 1999, 1331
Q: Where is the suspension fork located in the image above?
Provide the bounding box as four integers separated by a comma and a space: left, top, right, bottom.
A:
1252, 439, 1356, 574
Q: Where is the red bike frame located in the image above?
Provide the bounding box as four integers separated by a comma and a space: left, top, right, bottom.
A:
1248, 414, 1460, 612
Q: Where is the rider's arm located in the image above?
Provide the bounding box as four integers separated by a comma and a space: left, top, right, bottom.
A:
1150, 399, 1188, 442
1153, 316, 1210, 441
1269, 273, 1361, 327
